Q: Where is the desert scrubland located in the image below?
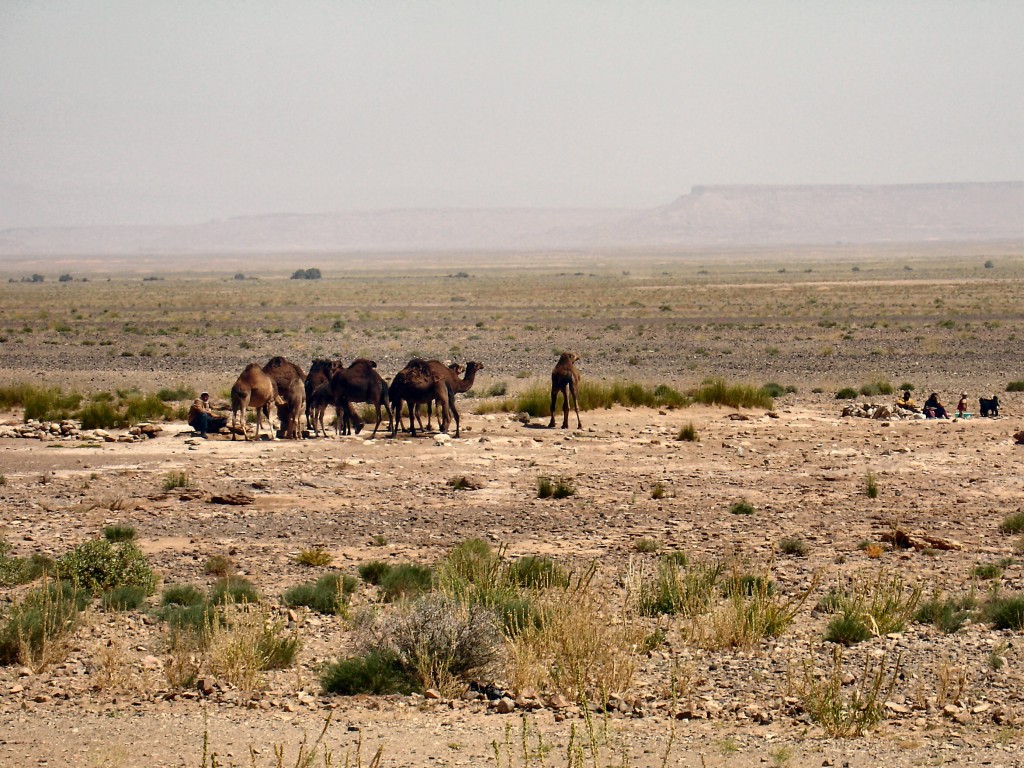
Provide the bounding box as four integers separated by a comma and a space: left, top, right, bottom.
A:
1, 241, 1024, 767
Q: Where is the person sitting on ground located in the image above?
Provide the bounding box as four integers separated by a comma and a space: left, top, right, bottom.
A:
956, 391, 970, 418
924, 392, 949, 419
188, 391, 228, 438
897, 389, 919, 412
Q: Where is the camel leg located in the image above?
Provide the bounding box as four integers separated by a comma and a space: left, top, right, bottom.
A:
561, 385, 570, 429
447, 388, 460, 437
569, 380, 582, 430
548, 385, 560, 428
382, 398, 394, 436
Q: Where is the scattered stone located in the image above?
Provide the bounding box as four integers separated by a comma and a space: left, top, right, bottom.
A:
209, 492, 255, 506
494, 697, 516, 714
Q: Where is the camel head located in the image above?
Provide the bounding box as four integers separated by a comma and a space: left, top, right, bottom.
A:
558, 352, 579, 366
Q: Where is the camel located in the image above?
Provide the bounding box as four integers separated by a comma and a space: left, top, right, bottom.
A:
230, 363, 278, 441
389, 360, 452, 438
279, 378, 306, 439
548, 352, 582, 430
410, 359, 483, 438
413, 362, 463, 432
305, 359, 341, 430
329, 358, 393, 437
264, 356, 307, 438
307, 381, 334, 437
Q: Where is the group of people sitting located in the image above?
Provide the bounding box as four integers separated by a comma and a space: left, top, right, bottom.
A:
897, 389, 974, 419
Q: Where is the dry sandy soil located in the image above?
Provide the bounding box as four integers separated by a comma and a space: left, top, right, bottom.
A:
1, 244, 1024, 767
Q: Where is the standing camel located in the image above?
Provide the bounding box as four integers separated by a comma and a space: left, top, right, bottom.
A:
230, 363, 278, 441
264, 356, 306, 438
305, 359, 341, 430
329, 358, 393, 437
411, 360, 484, 438
549, 352, 582, 430
389, 360, 452, 438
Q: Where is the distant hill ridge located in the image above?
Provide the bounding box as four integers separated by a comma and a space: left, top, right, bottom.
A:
1, 182, 1020, 256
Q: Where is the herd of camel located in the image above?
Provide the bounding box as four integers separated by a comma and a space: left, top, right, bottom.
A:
228, 352, 583, 441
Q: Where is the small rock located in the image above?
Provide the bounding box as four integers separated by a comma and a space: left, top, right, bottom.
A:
494, 697, 516, 714
424, 689, 442, 700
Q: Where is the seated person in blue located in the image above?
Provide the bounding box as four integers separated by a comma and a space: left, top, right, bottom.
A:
924, 392, 949, 419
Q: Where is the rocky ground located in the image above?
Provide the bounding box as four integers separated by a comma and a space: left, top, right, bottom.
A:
1, 400, 1023, 767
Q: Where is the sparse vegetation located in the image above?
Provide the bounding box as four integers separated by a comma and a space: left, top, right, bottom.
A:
295, 548, 333, 567
162, 471, 192, 491
102, 524, 136, 543
56, 539, 157, 596
676, 422, 698, 441
778, 537, 809, 557
729, 500, 755, 515
1000, 511, 1024, 534
284, 573, 357, 615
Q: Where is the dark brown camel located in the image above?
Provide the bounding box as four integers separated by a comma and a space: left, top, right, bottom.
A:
305, 359, 341, 431
307, 381, 334, 437
263, 356, 307, 439
549, 352, 582, 430
230, 363, 278, 441
329, 358, 393, 437
409, 360, 483, 437
389, 360, 451, 438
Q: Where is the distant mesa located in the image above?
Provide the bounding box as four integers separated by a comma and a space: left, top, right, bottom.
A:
1, 182, 1021, 256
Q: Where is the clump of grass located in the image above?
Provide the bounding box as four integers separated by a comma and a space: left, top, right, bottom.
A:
730, 500, 755, 516
321, 649, 417, 695
295, 548, 333, 567
636, 558, 721, 617
207, 603, 300, 691
692, 378, 773, 409
859, 380, 894, 397
102, 524, 136, 543
446, 475, 480, 491
377, 563, 433, 602
795, 645, 902, 737
0, 579, 88, 669
676, 422, 698, 441
56, 539, 157, 595
973, 562, 1004, 580
760, 382, 796, 398
283, 573, 358, 615
915, 592, 978, 634
651, 482, 667, 499
162, 583, 206, 607
778, 537, 809, 557
634, 538, 660, 554
204, 555, 236, 576
505, 555, 568, 589
865, 471, 879, 499
999, 511, 1024, 535
835, 387, 859, 400
357, 560, 392, 585
537, 476, 575, 499
983, 593, 1024, 630
157, 385, 197, 402
0, 540, 48, 587
162, 471, 192, 492
101, 584, 148, 612
821, 570, 923, 645
1006, 381, 1024, 392
210, 576, 259, 605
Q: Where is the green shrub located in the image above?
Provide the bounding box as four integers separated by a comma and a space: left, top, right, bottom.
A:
915, 593, 977, 634
824, 613, 872, 646
378, 563, 433, 602
984, 594, 1024, 630
22, 387, 83, 422
676, 422, 698, 442
102, 524, 136, 543
210, 576, 259, 605
439, 539, 497, 587
295, 548, 333, 567
552, 477, 575, 499
651, 482, 667, 499
321, 650, 417, 695
0, 580, 87, 667
0, 540, 47, 587
162, 583, 206, 607
283, 573, 357, 615
820, 571, 922, 644
162, 471, 192, 491
729, 500, 755, 516
358, 560, 392, 585
835, 388, 858, 400
973, 562, 1003, 580
865, 471, 879, 499
78, 401, 123, 429
859, 380, 894, 397
162, 602, 215, 635
1006, 381, 1024, 392
204, 555, 235, 576
634, 538, 659, 554
999, 512, 1024, 535
101, 584, 148, 611
122, 392, 171, 424
56, 540, 157, 595
536, 476, 553, 498
637, 559, 721, 617
506, 556, 568, 589
692, 378, 773, 409
157, 386, 197, 402
778, 537, 809, 557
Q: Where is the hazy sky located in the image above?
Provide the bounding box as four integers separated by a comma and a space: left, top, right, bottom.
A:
1, 1, 1022, 227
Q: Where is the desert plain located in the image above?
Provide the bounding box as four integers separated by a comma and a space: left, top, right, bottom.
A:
1, 241, 1024, 767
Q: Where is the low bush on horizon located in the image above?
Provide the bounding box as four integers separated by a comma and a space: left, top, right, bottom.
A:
0, 381, 171, 427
